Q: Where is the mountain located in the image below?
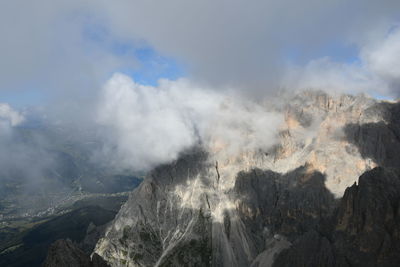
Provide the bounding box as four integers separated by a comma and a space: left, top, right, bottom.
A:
274, 167, 400, 267
43, 239, 109, 267
92, 92, 400, 266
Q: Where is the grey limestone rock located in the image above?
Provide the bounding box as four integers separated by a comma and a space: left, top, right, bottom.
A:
94, 94, 400, 267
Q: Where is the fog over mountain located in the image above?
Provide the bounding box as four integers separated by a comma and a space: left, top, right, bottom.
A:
1, 1, 400, 167
96, 74, 283, 171
1, 1, 400, 267
1, 1, 400, 173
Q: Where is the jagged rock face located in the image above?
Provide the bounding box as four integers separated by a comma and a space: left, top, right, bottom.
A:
95, 154, 338, 267
95, 93, 400, 266
95, 149, 259, 266
43, 239, 91, 267
235, 167, 335, 240
43, 239, 109, 267
272, 230, 349, 267
333, 167, 400, 266
265, 91, 381, 197
95, 151, 214, 267
344, 101, 400, 170
274, 167, 400, 267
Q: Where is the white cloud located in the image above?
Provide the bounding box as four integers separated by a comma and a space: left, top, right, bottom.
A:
0, 103, 24, 133
95, 0, 400, 91
283, 58, 384, 95
1, 0, 400, 173
96, 73, 283, 170
362, 27, 400, 96
283, 27, 400, 98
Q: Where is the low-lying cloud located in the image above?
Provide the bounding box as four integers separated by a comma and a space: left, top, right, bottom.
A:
0, 103, 25, 133
96, 74, 283, 171
0, 1, 400, 182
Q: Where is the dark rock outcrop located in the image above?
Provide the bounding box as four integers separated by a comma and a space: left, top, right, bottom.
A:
344, 102, 400, 169
42, 239, 109, 267
273, 230, 348, 267
333, 167, 400, 267
235, 166, 336, 241
274, 167, 400, 267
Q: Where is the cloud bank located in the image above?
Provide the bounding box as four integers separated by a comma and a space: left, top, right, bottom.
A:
96, 0, 400, 92
96, 74, 283, 170
1, 1, 400, 97
0, 103, 24, 129
1, 0, 400, 173
284, 27, 400, 97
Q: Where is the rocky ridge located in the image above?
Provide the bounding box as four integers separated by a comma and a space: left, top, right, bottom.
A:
93, 92, 400, 266
43, 239, 109, 267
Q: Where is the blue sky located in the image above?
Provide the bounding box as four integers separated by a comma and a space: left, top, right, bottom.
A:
0, 22, 185, 108
0, 37, 367, 107
82, 21, 185, 85
116, 47, 185, 86
0, 89, 46, 108
283, 41, 359, 66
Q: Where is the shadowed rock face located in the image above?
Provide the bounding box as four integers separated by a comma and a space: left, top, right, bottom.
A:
273, 230, 349, 267
94, 93, 400, 266
42, 239, 109, 267
273, 102, 400, 267
235, 166, 335, 241
344, 102, 400, 169
333, 167, 400, 266
274, 167, 400, 267
95, 149, 336, 266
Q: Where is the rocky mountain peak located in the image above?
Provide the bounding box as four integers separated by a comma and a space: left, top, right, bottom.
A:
94, 92, 400, 266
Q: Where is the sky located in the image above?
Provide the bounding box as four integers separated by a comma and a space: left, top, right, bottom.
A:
1, 0, 400, 107
1, 0, 400, 171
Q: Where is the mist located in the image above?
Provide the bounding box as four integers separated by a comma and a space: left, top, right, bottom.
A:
0, 1, 400, 195
0, 105, 64, 215
96, 73, 283, 171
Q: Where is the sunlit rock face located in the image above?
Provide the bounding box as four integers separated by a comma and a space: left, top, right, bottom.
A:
95, 150, 214, 267
265, 91, 382, 197
95, 91, 400, 266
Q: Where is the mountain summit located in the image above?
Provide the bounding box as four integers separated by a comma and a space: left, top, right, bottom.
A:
91, 92, 400, 266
